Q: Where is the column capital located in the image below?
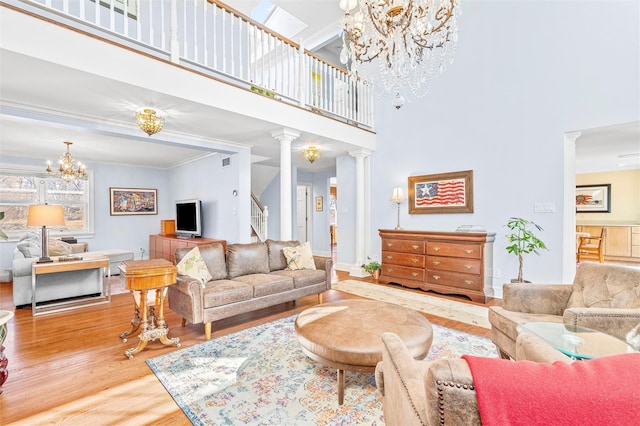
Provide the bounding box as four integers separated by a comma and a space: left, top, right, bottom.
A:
348, 148, 372, 159
271, 128, 301, 142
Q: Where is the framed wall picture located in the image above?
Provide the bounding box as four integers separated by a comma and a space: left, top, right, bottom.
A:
576, 184, 611, 213
110, 188, 158, 215
316, 196, 323, 212
408, 170, 474, 214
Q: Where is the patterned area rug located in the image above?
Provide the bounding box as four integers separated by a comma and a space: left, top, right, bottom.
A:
333, 279, 491, 329
147, 315, 498, 425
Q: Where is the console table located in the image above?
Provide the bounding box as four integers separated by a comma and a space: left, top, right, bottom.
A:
379, 229, 495, 303
31, 255, 110, 316
149, 234, 226, 264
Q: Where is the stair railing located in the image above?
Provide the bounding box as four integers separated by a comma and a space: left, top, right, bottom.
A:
251, 192, 268, 242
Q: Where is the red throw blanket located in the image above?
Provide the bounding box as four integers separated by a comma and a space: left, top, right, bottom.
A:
462, 353, 640, 426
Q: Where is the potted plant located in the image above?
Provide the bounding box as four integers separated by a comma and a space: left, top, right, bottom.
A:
0, 212, 7, 240
505, 217, 548, 283
362, 256, 382, 280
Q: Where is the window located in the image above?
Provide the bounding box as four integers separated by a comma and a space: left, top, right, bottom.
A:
0, 168, 93, 240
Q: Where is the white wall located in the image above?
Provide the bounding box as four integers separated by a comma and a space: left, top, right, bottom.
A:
367, 0, 639, 288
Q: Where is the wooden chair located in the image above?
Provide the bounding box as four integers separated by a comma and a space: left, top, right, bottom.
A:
577, 228, 606, 263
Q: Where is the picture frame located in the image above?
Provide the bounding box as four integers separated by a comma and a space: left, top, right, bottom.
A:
316, 196, 323, 212
408, 170, 474, 214
576, 184, 611, 213
110, 188, 157, 215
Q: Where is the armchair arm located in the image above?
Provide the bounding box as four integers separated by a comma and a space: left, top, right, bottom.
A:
563, 308, 640, 340
503, 283, 573, 315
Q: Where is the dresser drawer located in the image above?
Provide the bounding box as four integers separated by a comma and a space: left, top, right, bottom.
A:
425, 270, 483, 291
382, 264, 425, 281
382, 251, 425, 268
427, 256, 481, 274
381, 239, 425, 254
427, 242, 481, 259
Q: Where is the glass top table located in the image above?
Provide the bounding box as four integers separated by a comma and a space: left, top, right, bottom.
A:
517, 321, 637, 360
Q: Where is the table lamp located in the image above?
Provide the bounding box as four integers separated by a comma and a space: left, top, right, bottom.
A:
27, 204, 65, 263
390, 187, 406, 230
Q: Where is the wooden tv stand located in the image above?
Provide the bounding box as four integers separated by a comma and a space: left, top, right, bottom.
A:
149, 234, 227, 264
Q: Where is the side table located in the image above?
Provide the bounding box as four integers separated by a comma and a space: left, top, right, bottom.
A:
118, 259, 181, 359
0, 310, 14, 394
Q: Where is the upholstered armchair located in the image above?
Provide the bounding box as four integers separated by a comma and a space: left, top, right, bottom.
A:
375, 332, 570, 426
489, 262, 640, 359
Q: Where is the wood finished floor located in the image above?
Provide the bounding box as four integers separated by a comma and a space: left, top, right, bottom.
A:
0, 271, 499, 425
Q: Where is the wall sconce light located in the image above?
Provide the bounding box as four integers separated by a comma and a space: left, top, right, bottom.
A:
26, 204, 66, 263
390, 187, 406, 230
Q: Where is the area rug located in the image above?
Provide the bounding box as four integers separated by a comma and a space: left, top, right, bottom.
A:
147, 314, 498, 425
333, 279, 491, 329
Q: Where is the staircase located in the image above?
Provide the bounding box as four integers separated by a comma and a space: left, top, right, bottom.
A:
251, 193, 268, 242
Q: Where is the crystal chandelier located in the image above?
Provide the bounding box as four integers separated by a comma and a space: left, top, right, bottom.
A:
46, 141, 87, 182
136, 107, 164, 136
303, 146, 321, 163
339, 0, 461, 109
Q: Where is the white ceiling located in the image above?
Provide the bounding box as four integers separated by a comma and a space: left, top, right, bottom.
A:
1, 1, 638, 175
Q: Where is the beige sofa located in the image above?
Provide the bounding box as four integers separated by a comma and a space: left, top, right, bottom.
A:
375, 332, 570, 426
489, 262, 640, 359
168, 240, 332, 339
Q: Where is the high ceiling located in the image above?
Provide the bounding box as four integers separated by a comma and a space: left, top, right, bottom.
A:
1, 1, 637, 175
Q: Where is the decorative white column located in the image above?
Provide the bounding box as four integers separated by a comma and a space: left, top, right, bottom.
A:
562, 131, 581, 283
349, 149, 372, 277
271, 128, 300, 240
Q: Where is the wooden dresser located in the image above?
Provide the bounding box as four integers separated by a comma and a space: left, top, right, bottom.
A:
378, 229, 495, 303
149, 234, 226, 264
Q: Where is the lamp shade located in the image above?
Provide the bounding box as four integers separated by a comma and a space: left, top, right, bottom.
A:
27, 204, 65, 227
390, 187, 406, 203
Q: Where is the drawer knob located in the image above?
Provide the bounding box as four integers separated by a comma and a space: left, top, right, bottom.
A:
433, 261, 441, 266
433, 247, 440, 251
465, 249, 473, 254
411, 272, 418, 277
433, 275, 440, 280
386, 255, 393, 260
387, 268, 393, 273
412, 245, 419, 249
465, 280, 473, 285
411, 258, 419, 263
387, 243, 394, 247
465, 265, 473, 269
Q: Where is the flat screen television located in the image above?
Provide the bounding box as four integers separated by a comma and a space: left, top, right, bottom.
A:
175, 199, 202, 237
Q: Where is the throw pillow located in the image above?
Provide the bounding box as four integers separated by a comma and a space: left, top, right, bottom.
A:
282, 242, 316, 270
48, 239, 72, 257
176, 246, 213, 285
16, 241, 41, 258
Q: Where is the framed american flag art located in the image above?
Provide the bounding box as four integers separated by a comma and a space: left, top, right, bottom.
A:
408, 170, 474, 214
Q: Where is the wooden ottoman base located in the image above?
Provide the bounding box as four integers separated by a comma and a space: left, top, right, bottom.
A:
295, 299, 433, 404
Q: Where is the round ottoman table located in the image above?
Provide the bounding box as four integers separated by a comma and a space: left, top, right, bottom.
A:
295, 299, 433, 405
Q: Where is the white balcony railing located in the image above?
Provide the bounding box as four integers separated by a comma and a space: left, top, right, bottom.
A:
10, 0, 374, 129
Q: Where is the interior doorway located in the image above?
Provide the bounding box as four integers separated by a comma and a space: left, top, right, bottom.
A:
296, 184, 312, 243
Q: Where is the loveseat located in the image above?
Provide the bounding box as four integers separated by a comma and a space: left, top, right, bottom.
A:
168, 240, 333, 340
12, 233, 134, 307
489, 262, 640, 359
375, 332, 640, 425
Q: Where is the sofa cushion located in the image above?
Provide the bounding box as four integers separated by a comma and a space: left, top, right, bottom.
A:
203, 280, 253, 308
282, 242, 316, 270
232, 274, 294, 297
271, 269, 325, 289
226, 243, 269, 278
176, 246, 212, 285
176, 243, 227, 281
567, 262, 640, 309
266, 239, 300, 271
